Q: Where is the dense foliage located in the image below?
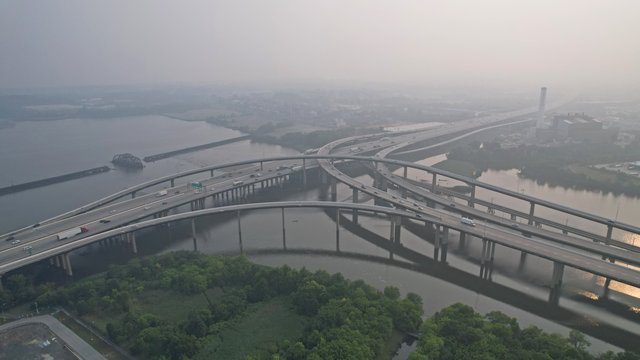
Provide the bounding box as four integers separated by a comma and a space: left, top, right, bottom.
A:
447, 142, 640, 196
409, 303, 639, 360
25, 252, 422, 359
253, 127, 382, 151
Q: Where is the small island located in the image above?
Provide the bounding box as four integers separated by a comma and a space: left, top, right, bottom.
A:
111, 153, 144, 169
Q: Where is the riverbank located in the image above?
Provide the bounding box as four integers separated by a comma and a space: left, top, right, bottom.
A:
443, 142, 640, 197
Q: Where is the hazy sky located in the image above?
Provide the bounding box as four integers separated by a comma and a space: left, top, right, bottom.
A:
1, 0, 639, 90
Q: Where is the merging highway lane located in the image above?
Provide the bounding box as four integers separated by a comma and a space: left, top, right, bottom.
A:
317, 123, 640, 289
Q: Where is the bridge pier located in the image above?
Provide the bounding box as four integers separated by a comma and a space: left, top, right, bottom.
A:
336, 209, 341, 252
170, 179, 175, 187
260, 161, 263, 171
302, 159, 307, 187
63, 253, 73, 277
210, 169, 214, 177
131, 191, 136, 199
602, 278, 612, 299
281, 208, 287, 250
352, 188, 359, 224
321, 170, 328, 185
129, 232, 138, 255
458, 231, 467, 250
510, 213, 517, 221
480, 239, 492, 280
433, 225, 441, 261
528, 202, 535, 226
605, 224, 613, 245
191, 218, 198, 252
237, 210, 243, 254
518, 252, 527, 272
440, 226, 449, 263
431, 173, 437, 191
330, 177, 337, 202
403, 166, 408, 178
468, 185, 476, 208
548, 262, 565, 305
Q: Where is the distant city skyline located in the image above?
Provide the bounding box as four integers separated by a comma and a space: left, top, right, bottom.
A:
1, 0, 639, 92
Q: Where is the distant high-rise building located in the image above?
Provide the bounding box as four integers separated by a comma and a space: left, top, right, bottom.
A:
536, 87, 547, 128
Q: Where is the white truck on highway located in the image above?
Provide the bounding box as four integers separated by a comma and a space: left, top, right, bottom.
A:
461, 217, 476, 227
55, 227, 88, 241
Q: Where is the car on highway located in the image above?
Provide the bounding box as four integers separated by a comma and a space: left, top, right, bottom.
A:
511, 223, 519, 228
11, 240, 20, 245
5, 235, 15, 242
144, 206, 151, 210
99, 219, 111, 224
360, 184, 366, 189
162, 201, 167, 205
449, 203, 456, 208
32, 223, 41, 228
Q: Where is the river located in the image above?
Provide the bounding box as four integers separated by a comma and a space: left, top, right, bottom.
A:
1, 116, 639, 356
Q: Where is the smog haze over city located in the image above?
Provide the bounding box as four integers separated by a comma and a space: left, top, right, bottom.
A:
1, 0, 639, 91
2, 1, 640, 360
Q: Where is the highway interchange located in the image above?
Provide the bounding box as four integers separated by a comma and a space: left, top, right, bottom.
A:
1, 104, 640, 297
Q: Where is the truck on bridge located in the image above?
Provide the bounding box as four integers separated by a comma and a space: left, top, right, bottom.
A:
55, 227, 88, 241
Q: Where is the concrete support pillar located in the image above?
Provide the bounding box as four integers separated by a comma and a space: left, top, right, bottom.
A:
605, 224, 613, 245
392, 216, 402, 245
458, 231, 467, 250
510, 213, 517, 221
528, 202, 535, 226
131, 191, 136, 199
487, 241, 496, 279
210, 169, 214, 177
170, 178, 175, 187
302, 159, 307, 187
191, 218, 198, 252
321, 170, 328, 185
440, 226, 449, 263
237, 211, 243, 254
433, 225, 441, 261
403, 166, 408, 178
480, 239, 488, 279
55, 255, 61, 268
260, 161, 264, 171
468, 185, 476, 207
518, 252, 527, 272
548, 262, 565, 306
281, 208, 287, 250
602, 278, 612, 299
330, 177, 337, 202
431, 173, 437, 191
352, 188, 359, 224
130, 232, 138, 254
63, 253, 73, 276
335, 209, 341, 252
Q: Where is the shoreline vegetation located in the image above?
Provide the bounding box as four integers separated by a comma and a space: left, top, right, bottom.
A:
205, 117, 384, 152
0, 252, 638, 359
439, 141, 640, 197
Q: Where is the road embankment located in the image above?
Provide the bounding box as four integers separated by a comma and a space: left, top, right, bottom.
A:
143, 135, 251, 162
0, 166, 110, 196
